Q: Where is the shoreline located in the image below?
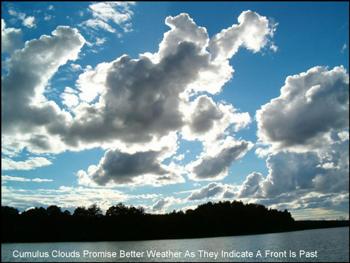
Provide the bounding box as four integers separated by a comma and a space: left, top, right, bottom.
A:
2, 224, 348, 244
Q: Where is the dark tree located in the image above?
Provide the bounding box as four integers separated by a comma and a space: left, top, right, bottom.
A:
1, 200, 348, 243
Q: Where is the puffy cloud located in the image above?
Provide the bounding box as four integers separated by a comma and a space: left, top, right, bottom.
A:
152, 199, 168, 211
2, 175, 53, 183
185, 182, 239, 201
77, 144, 184, 186
187, 137, 253, 180
209, 10, 276, 61
70, 63, 82, 72
242, 66, 349, 218
2, 157, 52, 171
182, 95, 251, 142
2, 26, 85, 134
240, 141, 349, 199
66, 42, 208, 147
151, 197, 182, 213
1, 185, 126, 211
156, 13, 208, 60
174, 154, 185, 161
75, 63, 110, 103
2, 11, 274, 186
60, 87, 79, 108
3, 11, 272, 155
187, 182, 225, 200
82, 19, 116, 33
239, 65, 349, 217
250, 191, 349, 220
44, 15, 53, 21
257, 66, 349, 152
22, 16, 36, 28
8, 9, 36, 29
341, 43, 347, 53
1, 19, 22, 54
238, 172, 264, 197
2, 26, 85, 153
82, 2, 135, 34
145, 11, 275, 95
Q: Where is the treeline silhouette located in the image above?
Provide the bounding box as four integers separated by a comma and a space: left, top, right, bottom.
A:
2, 201, 348, 243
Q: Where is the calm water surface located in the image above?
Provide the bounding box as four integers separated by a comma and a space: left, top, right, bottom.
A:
2, 227, 349, 262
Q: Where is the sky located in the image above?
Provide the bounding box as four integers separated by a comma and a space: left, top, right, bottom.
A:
1, 1, 349, 220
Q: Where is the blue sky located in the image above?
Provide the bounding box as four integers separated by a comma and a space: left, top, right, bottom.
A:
1, 1, 349, 220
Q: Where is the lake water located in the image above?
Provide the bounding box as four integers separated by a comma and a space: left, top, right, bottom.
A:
2, 227, 349, 262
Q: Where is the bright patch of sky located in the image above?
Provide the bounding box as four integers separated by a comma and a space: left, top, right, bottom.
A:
1, 2, 349, 220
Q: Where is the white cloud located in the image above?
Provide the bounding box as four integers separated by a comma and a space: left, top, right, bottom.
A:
2, 26, 85, 154
341, 43, 347, 53
1, 185, 159, 212
31, 178, 53, 182
95, 37, 106, 46
235, 65, 349, 219
2, 175, 53, 183
182, 95, 251, 142
44, 15, 53, 21
209, 10, 276, 61
238, 172, 264, 197
270, 43, 278, 52
187, 137, 253, 181
82, 18, 116, 33
77, 145, 184, 186
70, 63, 82, 72
256, 66, 349, 153
2, 157, 52, 171
22, 16, 36, 28
75, 62, 110, 103
2, 11, 274, 187
151, 197, 182, 213
187, 182, 225, 200
3, 11, 272, 156
60, 87, 79, 108
8, 9, 36, 28
1, 19, 22, 54
8, 9, 26, 20
81, 2, 135, 34
173, 154, 185, 162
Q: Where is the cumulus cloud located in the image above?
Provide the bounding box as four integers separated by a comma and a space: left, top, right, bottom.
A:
82, 19, 115, 33
2, 11, 274, 185
236, 65, 349, 218
244, 65, 349, 217
2, 26, 85, 153
60, 87, 79, 108
2, 26, 85, 133
1, 185, 160, 212
2, 175, 53, 183
187, 182, 225, 200
22, 16, 36, 28
81, 2, 135, 34
2, 157, 52, 171
77, 145, 184, 186
241, 140, 349, 199
182, 95, 251, 142
257, 66, 349, 153
187, 137, 253, 180
8, 9, 36, 28
185, 182, 239, 201
1, 19, 22, 54
238, 172, 264, 197
209, 10, 276, 61
245, 190, 349, 220
3, 11, 272, 153
151, 197, 182, 213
